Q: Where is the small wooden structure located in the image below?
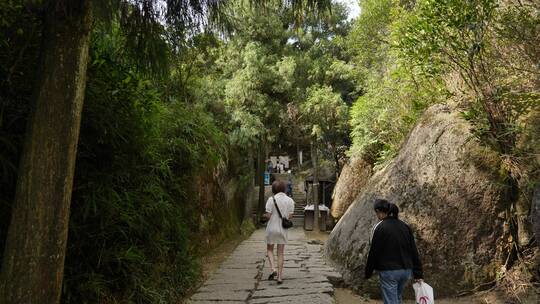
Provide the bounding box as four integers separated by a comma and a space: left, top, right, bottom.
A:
303, 170, 335, 231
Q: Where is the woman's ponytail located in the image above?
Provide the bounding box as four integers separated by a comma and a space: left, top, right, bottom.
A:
388, 203, 399, 219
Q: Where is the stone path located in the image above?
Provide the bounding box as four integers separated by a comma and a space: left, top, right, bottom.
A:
187, 228, 343, 304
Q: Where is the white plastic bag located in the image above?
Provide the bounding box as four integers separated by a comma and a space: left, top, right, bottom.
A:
413, 281, 434, 304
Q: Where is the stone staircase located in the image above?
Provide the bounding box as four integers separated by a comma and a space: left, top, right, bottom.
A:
291, 183, 307, 226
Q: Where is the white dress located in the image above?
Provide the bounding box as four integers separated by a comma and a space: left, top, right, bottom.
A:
265, 192, 295, 244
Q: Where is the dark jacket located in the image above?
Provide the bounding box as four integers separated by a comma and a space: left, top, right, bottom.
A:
364, 218, 423, 279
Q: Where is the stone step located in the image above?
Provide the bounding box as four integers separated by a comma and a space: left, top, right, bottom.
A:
291, 218, 304, 226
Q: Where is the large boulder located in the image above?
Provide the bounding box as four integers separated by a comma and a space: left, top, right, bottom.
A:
330, 157, 372, 219
325, 105, 507, 297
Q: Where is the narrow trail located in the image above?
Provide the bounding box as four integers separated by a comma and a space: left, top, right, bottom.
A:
188, 227, 510, 304
187, 228, 342, 304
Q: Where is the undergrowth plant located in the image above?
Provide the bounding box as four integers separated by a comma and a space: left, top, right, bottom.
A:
347, 0, 448, 166
63, 37, 227, 302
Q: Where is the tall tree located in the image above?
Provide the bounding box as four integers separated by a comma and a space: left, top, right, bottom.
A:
219, 3, 296, 215
301, 85, 349, 175
0, 2, 93, 302
301, 85, 348, 231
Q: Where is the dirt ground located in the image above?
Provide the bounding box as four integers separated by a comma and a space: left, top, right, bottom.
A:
334, 287, 499, 304
199, 236, 245, 280
180, 234, 246, 303
335, 287, 540, 304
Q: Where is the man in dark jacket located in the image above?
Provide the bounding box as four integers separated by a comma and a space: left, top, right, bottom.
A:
365, 199, 423, 304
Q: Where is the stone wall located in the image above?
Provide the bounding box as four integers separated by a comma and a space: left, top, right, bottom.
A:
195, 168, 249, 247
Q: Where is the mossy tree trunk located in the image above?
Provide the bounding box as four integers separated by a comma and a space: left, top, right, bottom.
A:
257, 141, 266, 220
0, 1, 92, 303
245, 149, 255, 220
311, 140, 319, 232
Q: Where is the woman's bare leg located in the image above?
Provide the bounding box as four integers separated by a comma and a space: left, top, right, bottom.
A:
277, 244, 285, 280
267, 244, 276, 273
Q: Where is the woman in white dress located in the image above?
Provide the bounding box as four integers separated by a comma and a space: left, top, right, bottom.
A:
264, 180, 295, 284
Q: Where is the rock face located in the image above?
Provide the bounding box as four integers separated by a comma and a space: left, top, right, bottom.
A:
533, 185, 540, 252
195, 169, 248, 245
330, 157, 372, 219
325, 105, 507, 297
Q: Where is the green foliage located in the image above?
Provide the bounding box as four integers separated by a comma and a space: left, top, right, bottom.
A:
206, 1, 357, 176
349, 64, 447, 165
346, 0, 449, 165
394, 0, 539, 182
344, 2, 539, 276
347, 0, 539, 173
0, 9, 235, 301
302, 85, 348, 141
346, 0, 393, 82
395, 0, 499, 83
63, 36, 229, 303
160, 102, 226, 172
240, 218, 256, 237
217, 3, 302, 147
223, 40, 281, 144
0, 0, 349, 303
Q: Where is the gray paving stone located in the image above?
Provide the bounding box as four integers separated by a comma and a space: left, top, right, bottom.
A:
251, 286, 333, 298
188, 301, 245, 304
190, 290, 250, 301
187, 228, 340, 304
256, 280, 333, 291
249, 293, 335, 304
